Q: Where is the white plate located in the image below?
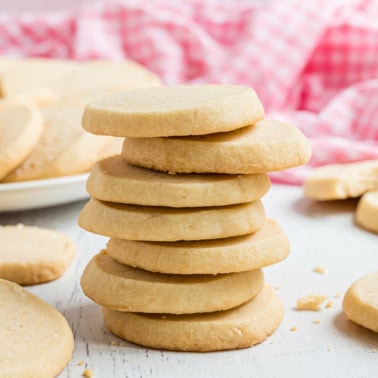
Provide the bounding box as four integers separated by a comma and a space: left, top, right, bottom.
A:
0, 174, 89, 212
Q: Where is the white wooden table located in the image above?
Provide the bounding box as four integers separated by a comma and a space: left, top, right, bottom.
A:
1, 184, 377, 378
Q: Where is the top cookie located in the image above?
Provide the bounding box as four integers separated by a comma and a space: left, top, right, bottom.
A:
82, 85, 264, 137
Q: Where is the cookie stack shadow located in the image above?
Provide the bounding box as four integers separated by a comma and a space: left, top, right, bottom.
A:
79, 85, 311, 352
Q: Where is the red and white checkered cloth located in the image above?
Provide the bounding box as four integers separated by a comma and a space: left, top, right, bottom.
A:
1, 0, 378, 184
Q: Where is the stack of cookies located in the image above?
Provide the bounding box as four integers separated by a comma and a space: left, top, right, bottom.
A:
79, 85, 311, 352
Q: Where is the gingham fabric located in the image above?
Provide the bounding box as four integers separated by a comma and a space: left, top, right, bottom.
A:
1, 0, 377, 184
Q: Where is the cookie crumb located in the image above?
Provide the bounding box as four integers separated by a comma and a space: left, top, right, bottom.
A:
111, 341, 118, 346
312, 319, 321, 324
274, 286, 281, 291
371, 349, 376, 354
334, 292, 341, 298
82, 368, 93, 378
290, 326, 297, 332
325, 301, 333, 308
297, 295, 328, 311
77, 361, 84, 366
313, 266, 326, 274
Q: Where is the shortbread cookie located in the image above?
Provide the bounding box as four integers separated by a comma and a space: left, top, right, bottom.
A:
122, 120, 311, 174
50, 60, 162, 103
304, 160, 378, 200
0, 279, 74, 376
87, 155, 270, 207
0, 102, 44, 180
1, 58, 77, 105
81, 251, 264, 314
82, 85, 264, 137
2, 105, 111, 182
342, 271, 378, 332
78, 199, 265, 241
0, 224, 76, 285
107, 219, 289, 274
355, 191, 378, 233
103, 285, 283, 351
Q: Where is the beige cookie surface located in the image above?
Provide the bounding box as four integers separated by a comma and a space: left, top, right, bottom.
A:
81, 251, 264, 314
342, 271, 378, 332
107, 219, 290, 274
122, 119, 311, 174
78, 198, 265, 241
2, 105, 111, 182
103, 285, 283, 352
50, 60, 161, 104
304, 160, 378, 200
0, 102, 44, 180
0, 224, 76, 285
82, 85, 264, 137
0, 279, 74, 377
87, 155, 270, 207
1, 58, 78, 105
355, 191, 378, 233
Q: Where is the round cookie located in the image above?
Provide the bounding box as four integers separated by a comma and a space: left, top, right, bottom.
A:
342, 271, 378, 332
1, 58, 78, 105
103, 285, 284, 352
355, 191, 378, 233
50, 60, 162, 103
107, 219, 290, 274
78, 199, 265, 241
304, 160, 378, 200
122, 120, 311, 174
2, 105, 111, 182
87, 155, 270, 207
0, 224, 76, 285
82, 85, 264, 137
0, 102, 44, 180
0, 279, 74, 376
81, 251, 264, 314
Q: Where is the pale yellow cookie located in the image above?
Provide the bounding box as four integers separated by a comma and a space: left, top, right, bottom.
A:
1, 58, 78, 105
0, 224, 76, 285
78, 198, 265, 241
0, 279, 74, 376
0, 102, 44, 180
50, 60, 162, 103
81, 251, 264, 314
355, 191, 378, 233
122, 119, 311, 174
2, 105, 111, 182
304, 160, 378, 200
87, 155, 270, 207
82, 85, 264, 137
103, 285, 284, 352
342, 271, 378, 332
106, 219, 289, 274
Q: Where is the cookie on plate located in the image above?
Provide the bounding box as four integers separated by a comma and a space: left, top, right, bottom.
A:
122, 120, 311, 174
0, 58, 77, 105
342, 271, 378, 332
2, 105, 111, 182
82, 85, 264, 137
0, 279, 74, 376
0, 224, 76, 285
50, 60, 162, 104
103, 285, 284, 352
106, 219, 290, 274
304, 160, 378, 200
0, 102, 44, 180
81, 251, 264, 314
78, 198, 265, 241
355, 191, 378, 233
87, 155, 270, 207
